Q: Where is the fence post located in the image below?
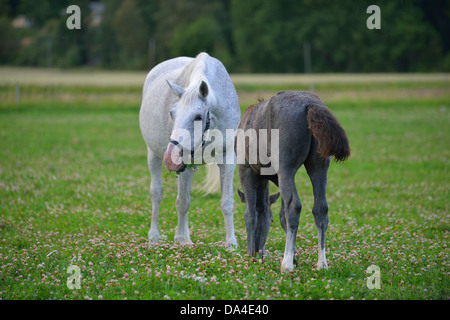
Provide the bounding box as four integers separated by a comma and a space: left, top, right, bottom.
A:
15, 84, 20, 105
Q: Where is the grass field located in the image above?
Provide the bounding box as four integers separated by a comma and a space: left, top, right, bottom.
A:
0, 68, 449, 301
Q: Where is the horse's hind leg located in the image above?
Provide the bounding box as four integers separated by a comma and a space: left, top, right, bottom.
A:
305, 155, 331, 270
174, 169, 196, 245
147, 149, 163, 244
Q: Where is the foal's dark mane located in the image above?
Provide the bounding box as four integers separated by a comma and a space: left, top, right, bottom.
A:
247, 98, 265, 112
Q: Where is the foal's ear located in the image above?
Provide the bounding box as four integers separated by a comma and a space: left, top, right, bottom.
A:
269, 192, 280, 205
166, 80, 185, 98
199, 81, 209, 100
237, 189, 245, 203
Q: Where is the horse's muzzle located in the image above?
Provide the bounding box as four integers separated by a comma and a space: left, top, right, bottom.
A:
163, 141, 186, 172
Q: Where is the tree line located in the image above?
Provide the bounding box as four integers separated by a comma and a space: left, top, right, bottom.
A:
0, 0, 448, 72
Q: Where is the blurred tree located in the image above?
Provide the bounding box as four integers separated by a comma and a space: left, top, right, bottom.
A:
231, 0, 448, 72
1, 0, 448, 72
91, 0, 121, 68
231, 0, 305, 72
15, 0, 92, 68
170, 16, 232, 67
153, 0, 232, 65
0, 16, 20, 63
112, 0, 150, 69
0, 0, 19, 18
153, 0, 202, 61
385, 1, 443, 71
17, 0, 62, 27
171, 17, 221, 57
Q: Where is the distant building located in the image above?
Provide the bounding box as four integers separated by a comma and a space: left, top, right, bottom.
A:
12, 15, 30, 29
89, 2, 105, 27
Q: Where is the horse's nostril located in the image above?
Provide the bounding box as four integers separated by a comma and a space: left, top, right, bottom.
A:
164, 142, 184, 172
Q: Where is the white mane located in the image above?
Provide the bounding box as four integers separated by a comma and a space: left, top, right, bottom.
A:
180, 54, 217, 109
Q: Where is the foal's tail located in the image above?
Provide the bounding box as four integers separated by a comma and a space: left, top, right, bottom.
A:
306, 105, 351, 162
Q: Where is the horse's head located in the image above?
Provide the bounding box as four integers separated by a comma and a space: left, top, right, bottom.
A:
164, 80, 214, 172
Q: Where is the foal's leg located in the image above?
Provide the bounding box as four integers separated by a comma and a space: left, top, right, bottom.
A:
238, 165, 258, 255
279, 170, 302, 274
174, 168, 196, 245
305, 156, 331, 270
219, 163, 238, 249
255, 180, 271, 257
255, 209, 271, 258
278, 197, 302, 265
147, 149, 163, 244
279, 198, 286, 232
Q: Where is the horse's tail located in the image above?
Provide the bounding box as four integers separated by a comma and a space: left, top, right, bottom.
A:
306, 105, 350, 162
200, 163, 221, 194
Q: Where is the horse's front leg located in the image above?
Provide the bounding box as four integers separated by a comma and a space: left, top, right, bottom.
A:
147, 149, 163, 245
218, 163, 238, 250
174, 168, 196, 245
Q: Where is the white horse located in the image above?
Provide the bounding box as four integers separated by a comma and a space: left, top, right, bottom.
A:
139, 52, 240, 249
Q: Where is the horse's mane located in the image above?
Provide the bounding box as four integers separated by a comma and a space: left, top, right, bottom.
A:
181, 82, 203, 106
179, 53, 213, 108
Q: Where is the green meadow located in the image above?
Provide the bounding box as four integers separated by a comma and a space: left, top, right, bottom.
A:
0, 69, 448, 300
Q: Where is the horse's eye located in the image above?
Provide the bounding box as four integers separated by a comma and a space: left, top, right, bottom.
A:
194, 115, 203, 121
169, 110, 174, 118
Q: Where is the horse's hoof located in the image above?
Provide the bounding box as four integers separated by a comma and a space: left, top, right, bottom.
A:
174, 234, 193, 245
227, 238, 238, 251
281, 259, 294, 274
148, 229, 160, 244
316, 261, 329, 271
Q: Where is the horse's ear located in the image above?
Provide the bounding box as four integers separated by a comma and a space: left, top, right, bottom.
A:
166, 80, 184, 98
237, 189, 245, 203
199, 81, 208, 100
269, 192, 280, 205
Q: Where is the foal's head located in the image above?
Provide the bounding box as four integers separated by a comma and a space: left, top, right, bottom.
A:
237, 188, 280, 218
238, 187, 280, 256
